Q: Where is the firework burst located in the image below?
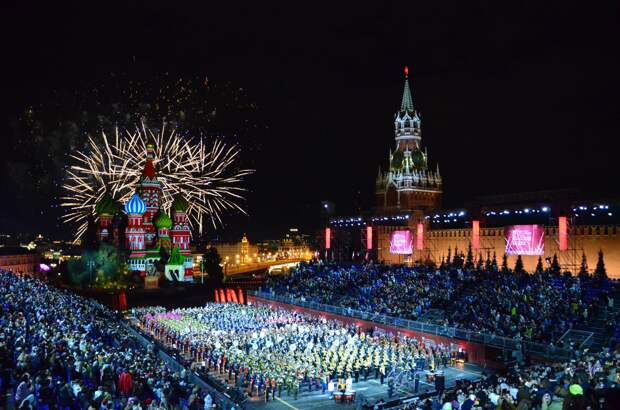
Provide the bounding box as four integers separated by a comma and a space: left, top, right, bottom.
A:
61, 124, 253, 240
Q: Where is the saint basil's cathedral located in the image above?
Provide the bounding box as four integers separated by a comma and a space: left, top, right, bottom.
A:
93, 139, 193, 281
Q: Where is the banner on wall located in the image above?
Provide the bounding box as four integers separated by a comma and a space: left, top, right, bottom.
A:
559, 216, 568, 251
390, 230, 413, 254
505, 225, 544, 255
472, 220, 480, 250
325, 228, 331, 249
416, 223, 424, 251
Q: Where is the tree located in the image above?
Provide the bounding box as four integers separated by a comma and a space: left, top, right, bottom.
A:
439, 256, 446, 270
492, 252, 498, 271
485, 252, 492, 271
535, 256, 544, 274
68, 243, 121, 287
168, 246, 185, 266
595, 249, 607, 281
203, 246, 224, 286
578, 253, 589, 280
514, 255, 524, 273
82, 214, 99, 251
501, 253, 508, 272
91, 243, 121, 285
66, 258, 91, 286
155, 246, 169, 274
446, 247, 452, 265
551, 253, 561, 273
453, 251, 464, 269
464, 243, 474, 269
476, 253, 484, 271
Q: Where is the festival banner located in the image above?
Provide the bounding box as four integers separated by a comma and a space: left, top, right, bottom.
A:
505, 225, 545, 255
390, 230, 413, 254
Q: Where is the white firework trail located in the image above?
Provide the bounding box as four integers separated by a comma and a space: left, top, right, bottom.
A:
61, 124, 253, 240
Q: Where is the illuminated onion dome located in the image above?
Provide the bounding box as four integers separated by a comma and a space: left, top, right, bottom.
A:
154, 210, 172, 230
171, 192, 189, 212
124, 193, 146, 215
411, 148, 427, 169
95, 191, 119, 216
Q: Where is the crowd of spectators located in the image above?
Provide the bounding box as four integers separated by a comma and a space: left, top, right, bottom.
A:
443, 269, 605, 344
0, 270, 231, 410
266, 262, 617, 345
266, 264, 470, 320
1, 265, 618, 410
399, 351, 620, 410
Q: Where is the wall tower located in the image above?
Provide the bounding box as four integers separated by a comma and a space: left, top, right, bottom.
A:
375, 67, 443, 212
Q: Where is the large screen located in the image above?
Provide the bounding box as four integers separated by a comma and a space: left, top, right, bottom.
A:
505, 225, 544, 255
390, 230, 413, 254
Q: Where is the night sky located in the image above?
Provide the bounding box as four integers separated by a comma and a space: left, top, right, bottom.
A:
1, 1, 619, 240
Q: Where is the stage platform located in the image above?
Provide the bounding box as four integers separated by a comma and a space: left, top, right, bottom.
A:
243, 363, 485, 410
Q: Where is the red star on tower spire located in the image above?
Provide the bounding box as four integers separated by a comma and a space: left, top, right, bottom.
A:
404, 66, 409, 78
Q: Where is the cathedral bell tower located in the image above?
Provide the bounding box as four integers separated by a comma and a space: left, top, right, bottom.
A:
138, 136, 163, 249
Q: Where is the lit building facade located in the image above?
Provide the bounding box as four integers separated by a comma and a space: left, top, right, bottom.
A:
0, 247, 41, 275
214, 234, 259, 266
215, 232, 313, 267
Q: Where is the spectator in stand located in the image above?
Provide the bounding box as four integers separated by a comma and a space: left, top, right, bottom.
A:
0, 270, 228, 410
266, 262, 610, 344
267, 263, 470, 320
396, 351, 620, 410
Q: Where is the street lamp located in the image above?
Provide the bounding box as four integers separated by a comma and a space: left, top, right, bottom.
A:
86, 260, 95, 286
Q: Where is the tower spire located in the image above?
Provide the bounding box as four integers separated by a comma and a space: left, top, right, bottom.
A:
400, 66, 414, 112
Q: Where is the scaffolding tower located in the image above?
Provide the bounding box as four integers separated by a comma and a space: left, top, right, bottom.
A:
551, 216, 583, 274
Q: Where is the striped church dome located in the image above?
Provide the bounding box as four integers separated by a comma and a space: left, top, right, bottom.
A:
124, 193, 146, 215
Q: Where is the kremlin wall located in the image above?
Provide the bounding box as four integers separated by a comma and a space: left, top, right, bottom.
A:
325, 69, 620, 278
368, 210, 620, 278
